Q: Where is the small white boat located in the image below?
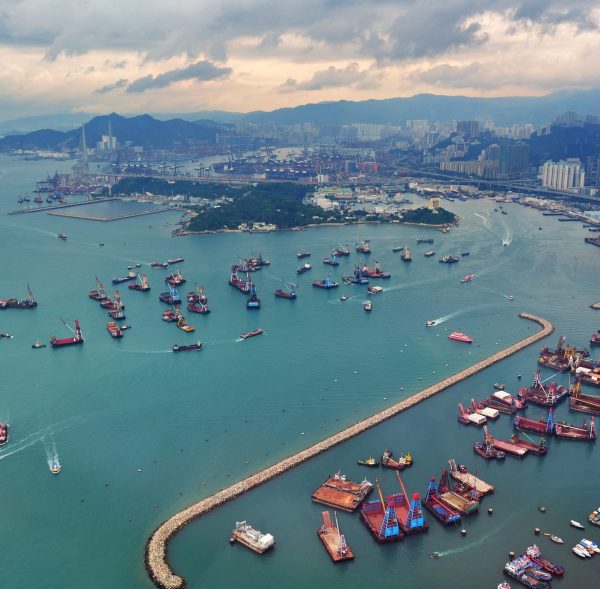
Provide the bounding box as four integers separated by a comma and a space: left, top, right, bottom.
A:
550, 535, 563, 544
426, 320, 437, 327
580, 538, 600, 553
508, 295, 515, 300
573, 545, 589, 558
340, 295, 349, 301
50, 458, 61, 474
571, 520, 585, 529
363, 301, 372, 312
497, 582, 511, 589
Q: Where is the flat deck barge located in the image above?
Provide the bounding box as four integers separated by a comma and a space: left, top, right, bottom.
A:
439, 491, 479, 515
317, 511, 354, 562
491, 437, 529, 457
311, 474, 373, 512
360, 498, 404, 543
448, 461, 494, 495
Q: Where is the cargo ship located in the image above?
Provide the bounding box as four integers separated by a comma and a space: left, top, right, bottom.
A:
296, 263, 311, 275
167, 257, 184, 265
312, 472, 373, 512
297, 251, 311, 259
0, 422, 8, 446
2, 285, 38, 309
359, 479, 404, 542
448, 332, 472, 343
400, 245, 412, 262
158, 284, 182, 305
106, 321, 123, 338
172, 342, 202, 352
166, 269, 186, 287
525, 544, 565, 576
423, 477, 462, 525
360, 261, 390, 279
322, 255, 339, 266
439, 255, 459, 264
112, 271, 137, 285
240, 328, 263, 340
355, 240, 371, 254
129, 274, 150, 291
50, 319, 84, 347
229, 266, 253, 293
317, 511, 354, 562
274, 281, 296, 299
381, 450, 412, 470
518, 370, 568, 406
504, 556, 552, 588
230, 521, 275, 554
89, 277, 108, 301
312, 274, 338, 289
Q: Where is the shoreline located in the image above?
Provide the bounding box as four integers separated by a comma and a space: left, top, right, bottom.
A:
145, 312, 553, 589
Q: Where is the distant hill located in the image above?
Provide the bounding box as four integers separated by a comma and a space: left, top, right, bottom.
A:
0, 113, 222, 151
0, 113, 93, 136
241, 89, 600, 127
529, 123, 600, 166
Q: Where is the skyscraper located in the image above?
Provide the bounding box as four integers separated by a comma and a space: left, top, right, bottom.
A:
498, 143, 529, 180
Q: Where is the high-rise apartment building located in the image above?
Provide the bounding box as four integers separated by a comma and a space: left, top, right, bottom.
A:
540, 159, 585, 190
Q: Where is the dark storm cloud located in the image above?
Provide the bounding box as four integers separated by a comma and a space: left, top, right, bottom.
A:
125, 60, 232, 93
513, 0, 598, 32
94, 79, 128, 94
280, 63, 380, 92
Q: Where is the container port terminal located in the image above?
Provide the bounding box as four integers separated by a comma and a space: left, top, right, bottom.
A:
145, 312, 553, 589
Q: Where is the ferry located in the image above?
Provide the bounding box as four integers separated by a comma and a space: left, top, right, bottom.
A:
230, 521, 275, 554
0, 422, 8, 446
106, 321, 124, 338
296, 263, 311, 275
367, 286, 383, 295
50, 320, 84, 347
424, 251, 435, 257
172, 342, 202, 352
448, 332, 473, 343
364, 301, 372, 312
112, 271, 137, 284
50, 458, 61, 474
240, 328, 263, 340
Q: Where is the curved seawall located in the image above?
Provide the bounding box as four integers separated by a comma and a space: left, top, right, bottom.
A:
145, 312, 553, 589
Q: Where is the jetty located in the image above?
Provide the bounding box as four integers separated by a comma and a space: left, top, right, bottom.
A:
145, 312, 553, 589
7, 197, 118, 215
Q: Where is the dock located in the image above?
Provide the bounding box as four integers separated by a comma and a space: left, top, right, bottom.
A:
145, 313, 553, 589
311, 475, 373, 512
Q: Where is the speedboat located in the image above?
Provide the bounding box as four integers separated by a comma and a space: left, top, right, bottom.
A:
50, 459, 61, 474
426, 320, 437, 327
0, 332, 14, 339
573, 544, 590, 558
571, 520, 585, 529
340, 294, 349, 301
508, 295, 515, 300
550, 535, 563, 544
430, 552, 441, 559
363, 301, 372, 312
580, 538, 600, 553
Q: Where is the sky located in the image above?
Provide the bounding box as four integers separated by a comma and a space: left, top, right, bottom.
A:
1, 0, 599, 120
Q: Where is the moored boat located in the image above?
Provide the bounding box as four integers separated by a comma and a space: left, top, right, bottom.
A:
363, 301, 372, 312
400, 245, 412, 262
312, 274, 338, 289
106, 321, 123, 338
274, 281, 296, 299
0, 422, 8, 446
357, 457, 379, 467
297, 251, 311, 259
424, 251, 435, 257
317, 511, 354, 562
296, 263, 311, 274
525, 544, 565, 576
129, 274, 150, 291
172, 342, 202, 352
50, 320, 84, 347
112, 271, 137, 285
32, 340, 46, 349
439, 255, 459, 263
240, 328, 263, 339
230, 521, 275, 554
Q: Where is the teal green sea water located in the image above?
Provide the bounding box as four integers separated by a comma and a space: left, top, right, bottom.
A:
0, 155, 599, 588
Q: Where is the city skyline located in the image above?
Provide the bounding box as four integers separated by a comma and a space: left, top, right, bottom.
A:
1, 0, 600, 119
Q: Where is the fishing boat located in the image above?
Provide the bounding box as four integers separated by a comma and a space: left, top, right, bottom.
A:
172, 342, 202, 352
312, 274, 338, 289
129, 274, 150, 292
32, 340, 46, 349
317, 511, 354, 562
230, 521, 275, 554
106, 321, 123, 338
50, 458, 61, 474
571, 520, 585, 529
400, 245, 412, 262
297, 251, 311, 259
50, 320, 84, 347
0, 423, 8, 446
424, 251, 436, 257
357, 457, 379, 467
274, 281, 297, 299
112, 271, 137, 285
240, 329, 263, 340
297, 263, 311, 275
448, 332, 473, 343
367, 286, 383, 295
363, 301, 372, 312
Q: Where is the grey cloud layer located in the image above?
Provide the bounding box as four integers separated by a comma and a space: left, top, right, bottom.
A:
280, 63, 381, 92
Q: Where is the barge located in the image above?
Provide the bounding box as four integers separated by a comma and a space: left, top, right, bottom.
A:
274, 281, 296, 299
448, 460, 495, 495
423, 477, 461, 525
229, 265, 253, 293
317, 511, 354, 562
360, 261, 390, 279
240, 329, 263, 340
518, 370, 568, 407
129, 274, 150, 291
525, 544, 565, 576
359, 479, 404, 542
311, 472, 373, 512
569, 382, 600, 415
230, 521, 275, 554
50, 319, 84, 347
172, 342, 202, 352
436, 470, 479, 515
554, 416, 595, 441
112, 271, 137, 284
312, 274, 338, 289
106, 321, 123, 338
355, 240, 371, 254
392, 472, 429, 534
508, 433, 547, 455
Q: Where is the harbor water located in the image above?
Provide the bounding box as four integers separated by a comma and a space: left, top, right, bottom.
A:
0, 155, 599, 588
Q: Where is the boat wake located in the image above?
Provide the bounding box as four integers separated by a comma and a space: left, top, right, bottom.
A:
429, 303, 498, 325
473, 212, 490, 228
42, 435, 60, 469
435, 522, 509, 557
0, 420, 76, 462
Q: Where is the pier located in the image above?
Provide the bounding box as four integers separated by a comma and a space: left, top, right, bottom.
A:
47, 207, 175, 222
6, 197, 118, 215
145, 312, 553, 589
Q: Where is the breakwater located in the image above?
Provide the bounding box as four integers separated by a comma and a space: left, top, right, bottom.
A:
6, 197, 118, 214
145, 312, 553, 589
47, 207, 174, 222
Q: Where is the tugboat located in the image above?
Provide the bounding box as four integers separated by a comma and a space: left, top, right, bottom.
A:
400, 245, 412, 262
357, 457, 380, 467
240, 328, 264, 340
32, 340, 47, 349
0, 422, 8, 446
50, 319, 84, 347
50, 458, 61, 474
312, 274, 338, 289
296, 262, 311, 275
274, 281, 297, 299
246, 284, 261, 309
106, 321, 124, 338
172, 341, 202, 352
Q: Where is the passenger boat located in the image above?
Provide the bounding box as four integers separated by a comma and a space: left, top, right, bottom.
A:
312, 274, 338, 289
424, 251, 435, 257
363, 301, 372, 312
317, 511, 354, 562
172, 342, 202, 352
106, 321, 123, 338
230, 521, 275, 554
50, 320, 84, 347
112, 271, 137, 284
296, 263, 311, 274
32, 340, 46, 349
0, 422, 8, 446
297, 251, 311, 259
50, 458, 61, 474
240, 328, 263, 340
357, 457, 379, 467
448, 332, 473, 343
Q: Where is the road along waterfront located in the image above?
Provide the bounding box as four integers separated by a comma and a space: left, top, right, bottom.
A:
145, 312, 554, 589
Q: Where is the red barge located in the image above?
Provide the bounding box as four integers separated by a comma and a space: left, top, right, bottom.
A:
508, 433, 547, 455
312, 274, 338, 289
317, 511, 354, 562
274, 281, 296, 299
569, 382, 600, 415
129, 274, 150, 291
359, 479, 403, 542
360, 261, 391, 279
392, 472, 428, 535
89, 277, 108, 301
51, 320, 84, 347
229, 266, 253, 294
538, 335, 589, 372
518, 370, 568, 407
435, 469, 479, 515
423, 477, 462, 525
311, 472, 373, 512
